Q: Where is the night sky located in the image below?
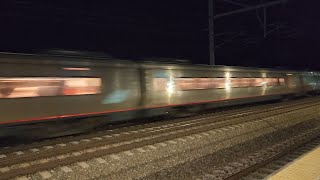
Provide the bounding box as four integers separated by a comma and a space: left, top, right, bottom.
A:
1, 1, 319, 70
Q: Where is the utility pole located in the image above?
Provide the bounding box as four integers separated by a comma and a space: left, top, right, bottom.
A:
263, 7, 267, 38
208, 0, 215, 65
214, 0, 287, 19
208, 0, 286, 65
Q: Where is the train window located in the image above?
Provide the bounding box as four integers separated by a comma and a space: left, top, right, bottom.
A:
175, 78, 225, 90
230, 78, 283, 88
0, 77, 101, 98
154, 77, 285, 91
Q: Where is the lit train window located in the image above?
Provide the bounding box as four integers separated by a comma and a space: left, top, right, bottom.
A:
175, 78, 226, 90
154, 77, 285, 91
0, 77, 101, 98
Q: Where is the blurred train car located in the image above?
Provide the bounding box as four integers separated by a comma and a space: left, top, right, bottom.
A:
0, 53, 319, 137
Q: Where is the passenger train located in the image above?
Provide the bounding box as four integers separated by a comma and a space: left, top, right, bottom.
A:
0, 53, 319, 137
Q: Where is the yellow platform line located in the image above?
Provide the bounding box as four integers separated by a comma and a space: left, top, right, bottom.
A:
267, 145, 320, 180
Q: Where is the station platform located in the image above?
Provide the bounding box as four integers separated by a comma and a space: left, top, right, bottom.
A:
268, 145, 320, 180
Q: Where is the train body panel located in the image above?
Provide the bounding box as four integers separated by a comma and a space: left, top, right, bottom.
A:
0, 54, 143, 125
143, 65, 288, 107
0, 53, 319, 134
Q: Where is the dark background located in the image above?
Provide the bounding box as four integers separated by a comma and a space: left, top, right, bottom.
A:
0, 0, 319, 70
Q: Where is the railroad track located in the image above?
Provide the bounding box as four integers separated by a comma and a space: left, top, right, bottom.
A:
0, 97, 319, 179
200, 126, 320, 180
241, 137, 320, 179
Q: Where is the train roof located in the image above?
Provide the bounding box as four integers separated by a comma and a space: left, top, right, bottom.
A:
0, 52, 319, 75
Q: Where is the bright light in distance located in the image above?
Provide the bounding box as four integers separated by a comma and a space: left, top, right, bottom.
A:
63, 67, 91, 71
286, 73, 293, 76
